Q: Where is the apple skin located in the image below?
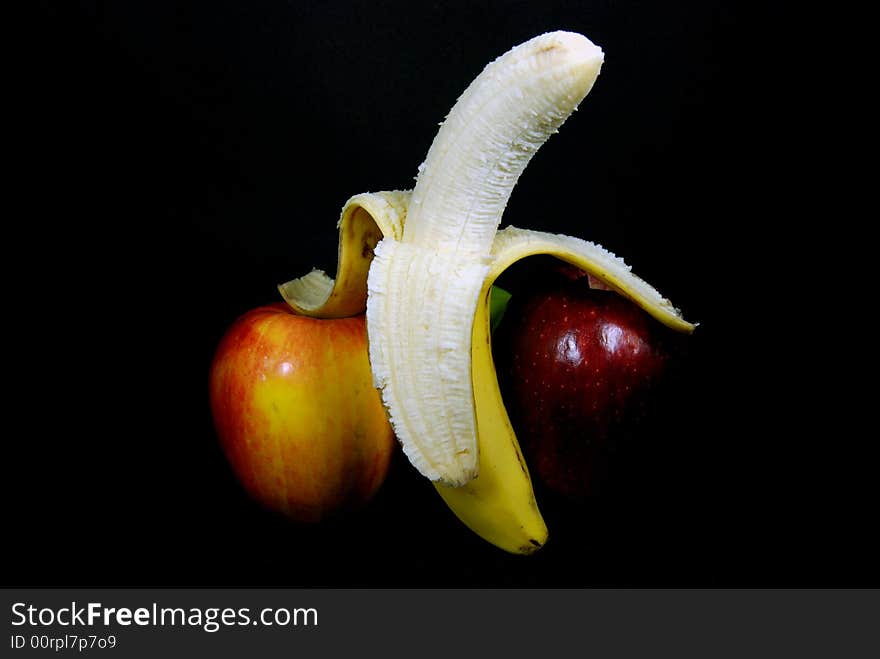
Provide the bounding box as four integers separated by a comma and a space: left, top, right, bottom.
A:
493, 273, 674, 501
209, 303, 395, 522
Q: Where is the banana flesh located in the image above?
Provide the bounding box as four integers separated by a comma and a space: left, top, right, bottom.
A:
369, 32, 606, 487
280, 31, 695, 554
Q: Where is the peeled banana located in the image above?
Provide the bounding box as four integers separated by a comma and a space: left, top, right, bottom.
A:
280, 31, 695, 554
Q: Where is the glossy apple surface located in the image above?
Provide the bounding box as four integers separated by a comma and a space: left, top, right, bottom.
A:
493, 273, 674, 500
209, 303, 395, 522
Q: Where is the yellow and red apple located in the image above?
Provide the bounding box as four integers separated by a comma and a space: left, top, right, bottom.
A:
209, 303, 395, 522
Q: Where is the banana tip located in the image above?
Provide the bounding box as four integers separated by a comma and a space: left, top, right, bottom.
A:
542, 30, 604, 65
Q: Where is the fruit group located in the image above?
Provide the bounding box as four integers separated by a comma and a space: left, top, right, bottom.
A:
209, 303, 395, 522
494, 273, 674, 500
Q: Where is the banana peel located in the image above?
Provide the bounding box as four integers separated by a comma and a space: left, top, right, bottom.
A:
279, 198, 695, 554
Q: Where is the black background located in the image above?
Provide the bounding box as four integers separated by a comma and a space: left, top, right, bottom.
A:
15, 1, 869, 587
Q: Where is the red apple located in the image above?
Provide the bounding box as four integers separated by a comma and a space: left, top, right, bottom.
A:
493, 271, 675, 500
209, 303, 396, 522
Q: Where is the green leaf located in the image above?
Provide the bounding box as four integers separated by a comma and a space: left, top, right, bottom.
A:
489, 286, 512, 334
